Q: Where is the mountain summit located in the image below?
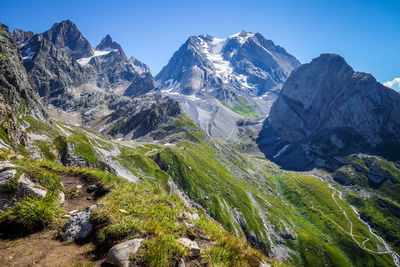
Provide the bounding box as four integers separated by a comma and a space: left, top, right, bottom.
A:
156, 31, 300, 97
156, 31, 300, 141
96, 34, 123, 51
42, 20, 94, 59
258, 53, 400, 170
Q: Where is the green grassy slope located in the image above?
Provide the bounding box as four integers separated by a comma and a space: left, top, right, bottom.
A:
1, 115, 397, 266
222, 95, 258, 118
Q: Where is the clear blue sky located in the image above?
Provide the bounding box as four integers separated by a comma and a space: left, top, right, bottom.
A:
1, 0, 399, 87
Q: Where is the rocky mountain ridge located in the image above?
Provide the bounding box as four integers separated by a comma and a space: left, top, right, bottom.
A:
13, 20, 168, 139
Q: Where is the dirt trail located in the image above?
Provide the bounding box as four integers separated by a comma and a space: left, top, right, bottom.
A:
0, 172, 104, 267
0, 230, 99, 267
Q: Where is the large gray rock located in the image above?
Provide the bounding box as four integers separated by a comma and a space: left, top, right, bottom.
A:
0, 162, 17, 172
62, 204, 102, 241
259, 54, 400, 170
17, 174, 47, 198
105, 238, 143, 267
60, 143, 94, 168
178, 237, 200, 257
0, 169, 16, 185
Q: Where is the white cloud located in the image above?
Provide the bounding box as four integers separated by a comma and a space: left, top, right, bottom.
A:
383, 77, 400, 90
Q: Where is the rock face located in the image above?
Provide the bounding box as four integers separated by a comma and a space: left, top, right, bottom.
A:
92, 93, 183, 141
60, 143, 95, 168
12, 29, 34, 43
0, 23, 47, 151
85, 34, 156, 97
156, 31, 300, 141
42, 20, 94, 60
21, 33, 87, 103
0, 23, 46, 119
258, 54, 400, 170
105, 238, 143, 267
376, 198, 400, 218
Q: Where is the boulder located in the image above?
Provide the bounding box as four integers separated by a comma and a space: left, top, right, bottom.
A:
62, 203, 103, 240
0, 169, 16, 185
61, 143, 94, 168
17, 174, 47, 198
105, 238, 143, 267
178, 237, 200, 257
0, 162, 17, 172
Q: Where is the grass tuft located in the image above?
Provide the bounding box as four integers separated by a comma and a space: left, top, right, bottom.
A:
0, 194, 62, 232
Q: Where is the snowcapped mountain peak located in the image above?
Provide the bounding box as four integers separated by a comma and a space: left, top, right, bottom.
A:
228, 30, 255, 45
157, 32, 300, 97
96, 34, 122, 51
155, 32, 301, 141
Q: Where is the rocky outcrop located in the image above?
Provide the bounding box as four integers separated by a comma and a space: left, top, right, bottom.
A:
0, 24, 43, 148
259, 54, 400, 170
60, 143, 95, 168
376, 199, 400, 218
105, 238, 143, 267
333, 167, 354, 186
93, 94, 183, 140
334, 155, 399, 186
12, 29, 34, 43
16, 174, 47, 199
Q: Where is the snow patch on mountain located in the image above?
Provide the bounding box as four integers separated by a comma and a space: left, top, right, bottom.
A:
77, 48, 117, 66
195, 35, 253, 89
